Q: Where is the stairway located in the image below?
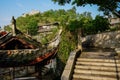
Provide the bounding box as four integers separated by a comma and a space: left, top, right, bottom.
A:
72, 49, 120, 80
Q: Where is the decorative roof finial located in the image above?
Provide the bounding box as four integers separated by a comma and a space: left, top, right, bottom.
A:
11, 16, 17, 36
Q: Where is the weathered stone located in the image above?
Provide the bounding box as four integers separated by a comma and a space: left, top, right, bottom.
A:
61, 51, 80, 80
82, 30, 120, 48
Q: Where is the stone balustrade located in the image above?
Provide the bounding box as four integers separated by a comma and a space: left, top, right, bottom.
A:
82, 30, 120, 48
61, 50, 81, 80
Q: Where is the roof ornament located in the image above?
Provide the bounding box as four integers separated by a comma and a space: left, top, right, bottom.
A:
11, 16, 17, 36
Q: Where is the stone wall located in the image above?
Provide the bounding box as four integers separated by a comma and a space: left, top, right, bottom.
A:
82, 31, 120, 48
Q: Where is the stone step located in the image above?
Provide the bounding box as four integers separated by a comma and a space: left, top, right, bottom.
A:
74, 69, 120, 76
76, 61, 120, 67
82, 52, 115, 54
82, 48, 114, 52
75, 65, 120, 71
115, 48, 120, 54
72, 49, 119, 80
77, 58, 120, 63
73, 73, 117, 80
81, 52, 115, 56
80, 51, 117, 58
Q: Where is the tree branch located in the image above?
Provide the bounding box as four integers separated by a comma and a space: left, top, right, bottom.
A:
113, 10, 120, 17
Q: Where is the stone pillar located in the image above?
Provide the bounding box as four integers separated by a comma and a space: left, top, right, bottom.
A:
77, 28, 82, 51
11, 16, 17, 36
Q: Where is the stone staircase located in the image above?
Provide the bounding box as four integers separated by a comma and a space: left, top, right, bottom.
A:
72, 49, 120, 80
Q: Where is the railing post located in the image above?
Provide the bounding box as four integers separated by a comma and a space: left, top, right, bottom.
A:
77, 28, 82, 51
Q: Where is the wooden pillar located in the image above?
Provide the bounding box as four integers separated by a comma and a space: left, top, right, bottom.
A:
35, 64, 42, 80
10, 67, 15, 80
25, 66, 29, 75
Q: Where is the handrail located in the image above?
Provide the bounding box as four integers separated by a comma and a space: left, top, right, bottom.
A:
61, 50, 81, 80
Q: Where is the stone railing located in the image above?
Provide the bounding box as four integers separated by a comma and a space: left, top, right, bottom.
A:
82, 30, 120, 48
61, 50, 81, 80
115, 48, 120, 57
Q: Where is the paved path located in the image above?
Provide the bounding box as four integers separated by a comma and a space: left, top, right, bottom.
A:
72, 48, 120, 80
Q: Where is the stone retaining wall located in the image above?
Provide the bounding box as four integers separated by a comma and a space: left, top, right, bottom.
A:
82, 31, 120, 48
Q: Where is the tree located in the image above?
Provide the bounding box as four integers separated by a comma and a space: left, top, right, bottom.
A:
27, 19, 38, 35
16, 14, 39, 35
67, 12, 110, 35
4, 25, 12, 32
52, 0, 120, 17
92, 15, 110, 33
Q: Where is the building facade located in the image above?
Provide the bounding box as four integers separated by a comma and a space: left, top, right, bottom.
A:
109, 17, 120, 29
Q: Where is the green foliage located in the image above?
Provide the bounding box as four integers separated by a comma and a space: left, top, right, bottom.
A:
41, 37, 48, 44
67, 12, 110, 36
4, 25, 12, 32
110, 26, 119, 31
92, 15, 110, 33
67, 19, 82, 31
14, 7, 78, 36
27, 19, 38, 35
52, 0, 120, 17
58, 30, 76, 63
83, 15, 110, 35
40, 27, 59, 45
16, 14, 39, 35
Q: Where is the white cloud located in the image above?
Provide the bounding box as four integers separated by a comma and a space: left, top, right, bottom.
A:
16, 3, 24, 9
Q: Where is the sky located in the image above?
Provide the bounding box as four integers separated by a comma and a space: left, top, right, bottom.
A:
0, 0, 103, 28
